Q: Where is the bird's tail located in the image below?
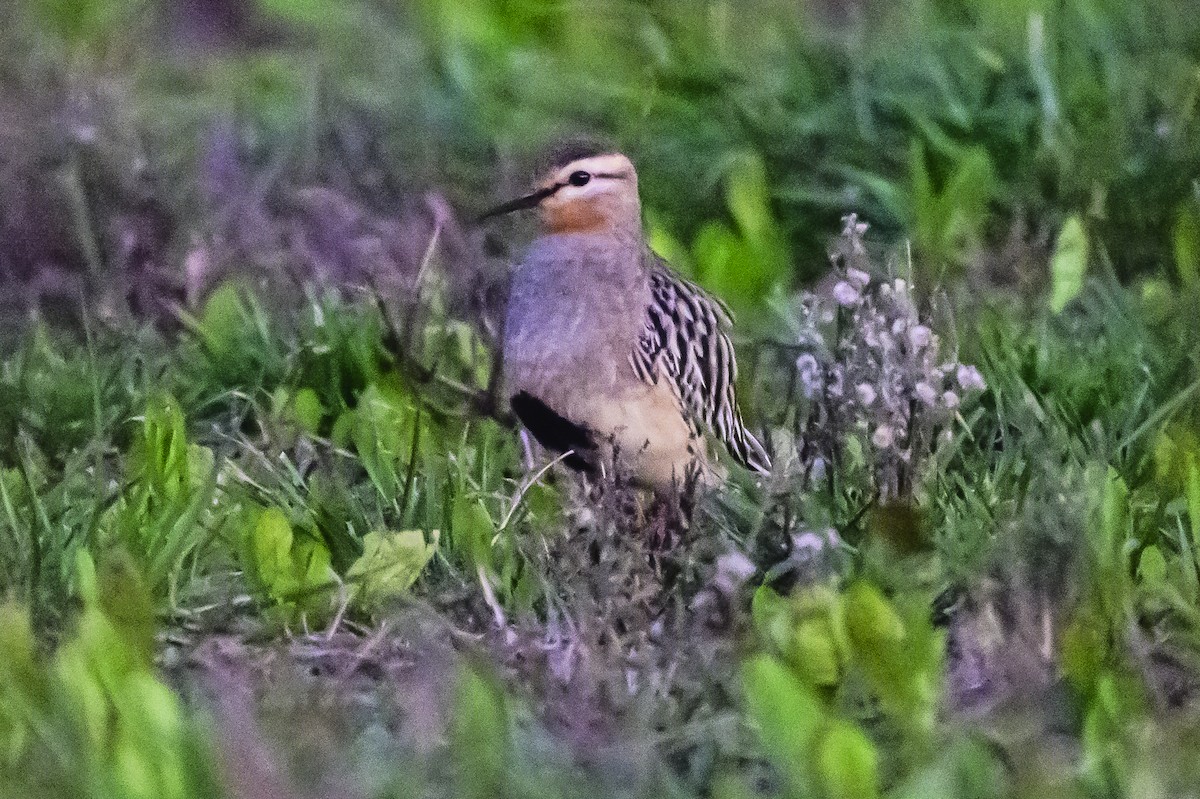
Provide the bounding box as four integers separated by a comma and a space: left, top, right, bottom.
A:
729, 422, 772, 475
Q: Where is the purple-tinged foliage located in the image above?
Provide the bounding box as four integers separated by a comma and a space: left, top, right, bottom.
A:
794, 214, 987, 500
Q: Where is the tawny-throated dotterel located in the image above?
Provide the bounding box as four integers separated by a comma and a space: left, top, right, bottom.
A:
480, 140, 770, 490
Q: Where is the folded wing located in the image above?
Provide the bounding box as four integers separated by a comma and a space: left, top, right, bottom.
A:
631, 257, 771, 474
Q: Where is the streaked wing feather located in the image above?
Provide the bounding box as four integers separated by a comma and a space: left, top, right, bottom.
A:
632, 256, 771, 473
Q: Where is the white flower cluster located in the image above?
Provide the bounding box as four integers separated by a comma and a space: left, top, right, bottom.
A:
794, 215, 987, 498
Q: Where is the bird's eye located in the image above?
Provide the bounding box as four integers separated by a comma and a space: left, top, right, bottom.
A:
568, 170, 591, 187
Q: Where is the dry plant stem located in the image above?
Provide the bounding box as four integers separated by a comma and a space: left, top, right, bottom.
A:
333, 620, 390, 682
324, 581, 351, 642
478, 564, 508, 628
499, 450, 576, 532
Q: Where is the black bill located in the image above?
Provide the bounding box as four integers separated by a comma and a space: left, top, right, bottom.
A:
476, 183, 562, 222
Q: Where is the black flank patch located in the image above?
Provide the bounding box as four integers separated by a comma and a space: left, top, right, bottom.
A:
510, 391, 598, 473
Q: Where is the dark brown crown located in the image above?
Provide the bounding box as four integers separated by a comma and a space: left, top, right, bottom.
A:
534, 135, 618, 179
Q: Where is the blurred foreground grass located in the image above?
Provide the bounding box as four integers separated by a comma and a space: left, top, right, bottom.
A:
3, 0, 1200, 797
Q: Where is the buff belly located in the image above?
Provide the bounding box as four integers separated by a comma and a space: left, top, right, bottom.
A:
580, 379, 703, 489
506, 355, 704, 490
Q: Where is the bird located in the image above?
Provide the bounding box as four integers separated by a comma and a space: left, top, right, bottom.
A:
479, 139, 770, 491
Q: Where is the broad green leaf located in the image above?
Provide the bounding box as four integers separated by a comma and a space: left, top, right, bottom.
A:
1136, 545, 1167, 587
347, 529, 439, 607
196, 282, 247, 364
291, 387, 326, 435
742, 654, 824, 796
53, 640, 111, 755
136, 393, 191, 501
115, 672, 184, 743
244, 505, 336, 616
351, 381, 421, 499
65, 605, 142, 701
843, 582, 941, 739
112, 675, 191, 799
291, 535, 335, 597
788, 616, 842, 687
97, 551, 156, 668
1, 591, 216, 796
452, 493, 496, 577
818, 719, 881, 799
451, 667, 508, 799
722, 153, 788, 305
1174, 204, 1200, 287
0, 602, 45, 707
1188, 456, 1200, 558
76, 548, 99, 606
1139, 278, 1175, 326
940, 147, 996, 254
692, 221, 767, 316
250, 507, 296, 596
843, 581, 905, 648
1049, 215, 1089, 312
1060, 610, 1107, 696
725, 153, 775, 254
908, 140, 938, 254
750, 584, 793, 650
1097, 468, 1130, 584
1153, 425, 1200, 493
330, 410, 356, 447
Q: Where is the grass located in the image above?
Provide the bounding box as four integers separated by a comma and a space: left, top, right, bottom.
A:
3, 0, 1200, 797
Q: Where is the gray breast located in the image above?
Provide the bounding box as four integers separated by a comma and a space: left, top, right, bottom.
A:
504, 232, 649, 398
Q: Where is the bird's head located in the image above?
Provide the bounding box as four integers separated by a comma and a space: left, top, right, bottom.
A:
479, 141, 640, 234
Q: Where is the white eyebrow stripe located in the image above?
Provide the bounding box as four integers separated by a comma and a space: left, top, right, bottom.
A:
554, 154, 633, 182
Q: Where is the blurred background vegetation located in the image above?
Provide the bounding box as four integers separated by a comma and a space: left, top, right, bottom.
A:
4, 0, 1198, 318
3, 0, 1200, 797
